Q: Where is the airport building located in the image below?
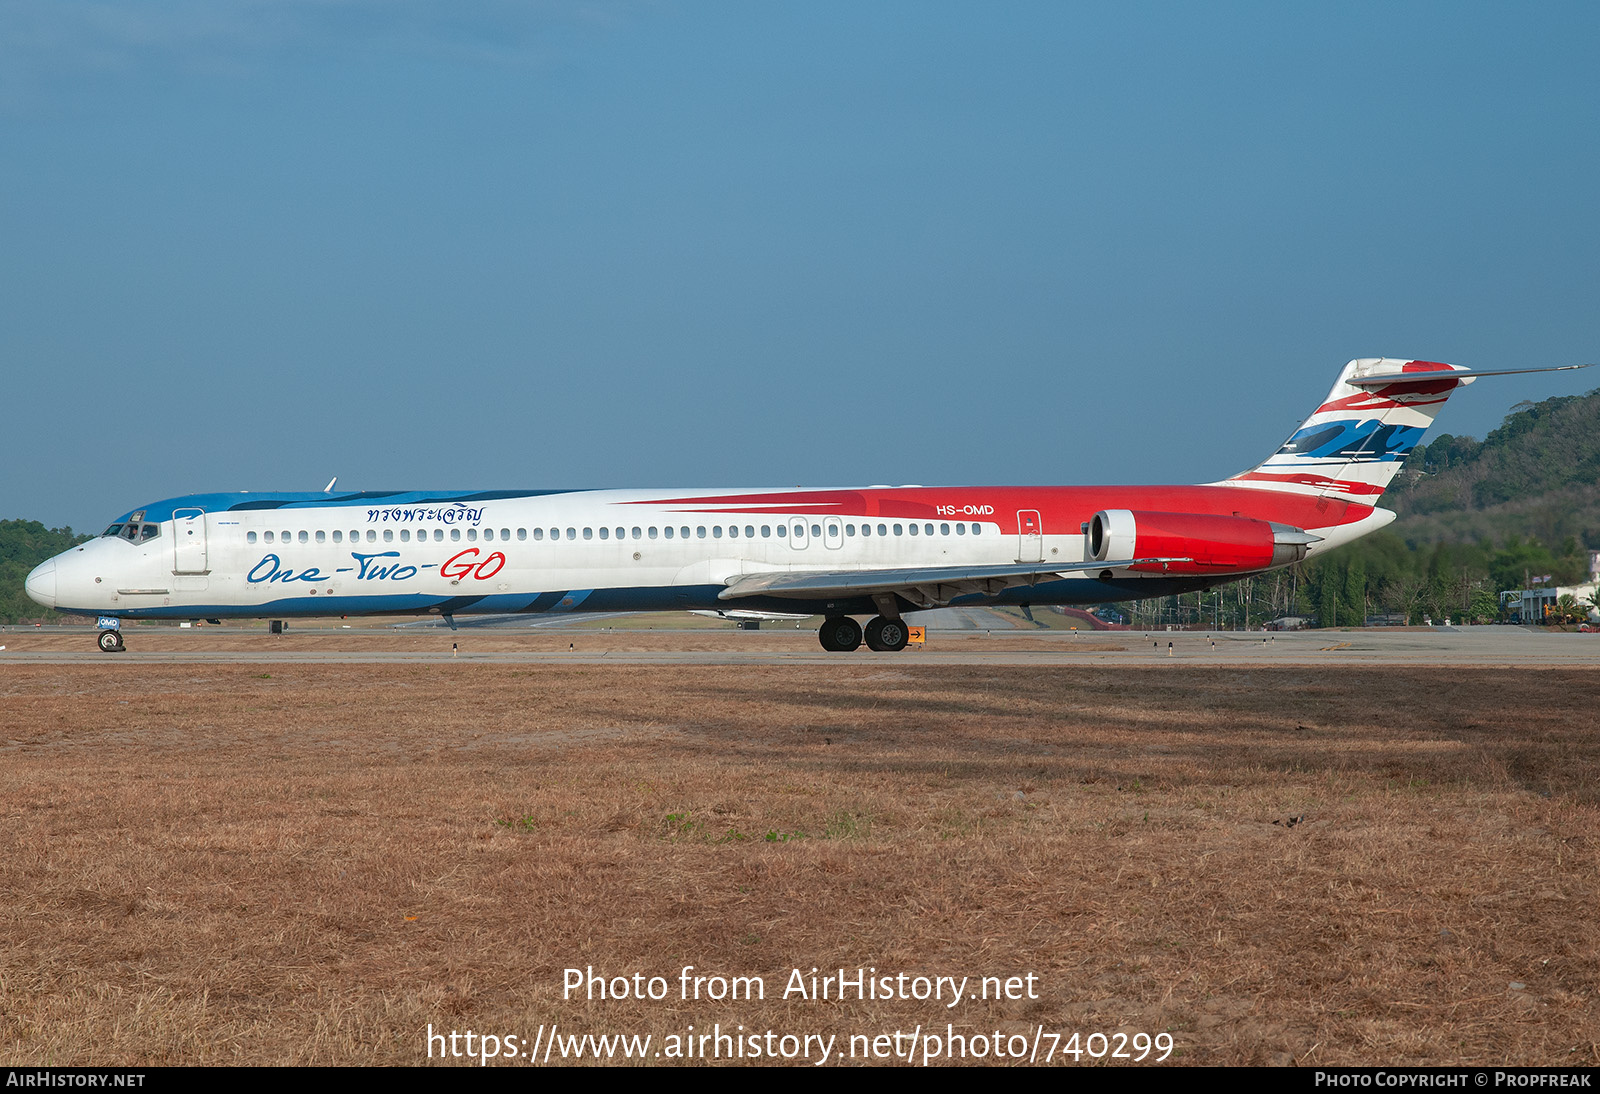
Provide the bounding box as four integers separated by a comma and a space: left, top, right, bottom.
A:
1502, 551, 1600, 625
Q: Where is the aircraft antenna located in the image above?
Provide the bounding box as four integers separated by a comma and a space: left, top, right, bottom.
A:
323, 476, 338, 494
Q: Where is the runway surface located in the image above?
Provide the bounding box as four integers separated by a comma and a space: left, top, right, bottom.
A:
3, 624, 1597, 665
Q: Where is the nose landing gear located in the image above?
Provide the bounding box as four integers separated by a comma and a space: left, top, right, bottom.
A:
97, 629, 125, 653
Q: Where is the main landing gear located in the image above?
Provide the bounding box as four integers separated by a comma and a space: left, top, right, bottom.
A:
864, 615, 909, 652
817, 615, 910, 653
97, 629, 125, 653
818, 616, 862, 651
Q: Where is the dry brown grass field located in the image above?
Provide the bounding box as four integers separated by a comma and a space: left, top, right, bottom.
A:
2, 638, 1596, 1066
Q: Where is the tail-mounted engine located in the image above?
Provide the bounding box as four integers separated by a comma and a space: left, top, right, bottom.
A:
1087, 509, 1318, 574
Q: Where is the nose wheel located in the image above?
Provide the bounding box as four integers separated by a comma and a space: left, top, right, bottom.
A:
97, 629, 125, 653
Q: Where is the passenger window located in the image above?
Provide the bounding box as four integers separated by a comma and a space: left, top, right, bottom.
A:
846, 524, 855, 536
956, 523, 965, 535
583, 527, 593, 540
384, 530, 394, 542
811, 524, 821, 538
599, 527, 610, 540
532, 528, 543, 541
925, 523, 934, 535
909, 523, 919, 536
282, 530, 292, 543
745, 525, 754, 538
247, 531, 258, 544
633, 527, 642, 539
971, 524, 981, 536
367, 530, 377, 543
664, 527, 674, 539
332, 530, 342, 543
681, 527, 690, 539
713, 526, 723, 539
264, 531, 275, 544
861, 524, 871, 537
400, 530, 410, 542
616, 527, 625, 540
893, 524, 903, 535
697, 527, 707, 539
518, 528, 528, 541
761, 526, 771, 537
878, 524, 888, 536
450, 529, 461, 541
941, 523, 950, 535
502, 528, 511, 540
776, 525, 786, 537
468, 528, 478, 542
649, 527, 658, 539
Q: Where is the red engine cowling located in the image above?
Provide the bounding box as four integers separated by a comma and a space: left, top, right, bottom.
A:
1086, 510, 1315, 574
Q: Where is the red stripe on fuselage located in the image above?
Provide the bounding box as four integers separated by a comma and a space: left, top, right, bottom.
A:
1229, 472, 1388, 497
628, 485, 1373, 531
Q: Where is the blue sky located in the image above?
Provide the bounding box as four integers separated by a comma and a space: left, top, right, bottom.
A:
3, 1, 1597, 532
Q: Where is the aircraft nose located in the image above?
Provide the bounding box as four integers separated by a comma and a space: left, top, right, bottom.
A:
25, 559, 56, 609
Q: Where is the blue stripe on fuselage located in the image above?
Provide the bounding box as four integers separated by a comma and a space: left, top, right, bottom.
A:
114, 489, 580, 525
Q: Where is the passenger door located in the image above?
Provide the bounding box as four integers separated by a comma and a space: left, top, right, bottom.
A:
1016, 509, 1042, 563
173, 508, 209, 573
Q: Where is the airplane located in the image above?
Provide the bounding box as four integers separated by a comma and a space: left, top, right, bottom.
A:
24, 358, 1588, 653
688, 608, 815, 629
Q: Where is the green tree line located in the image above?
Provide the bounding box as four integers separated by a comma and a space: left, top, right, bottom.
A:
0, 520, 91, 623
1296, 529, 1588, 626
1122, 528, 1590, 630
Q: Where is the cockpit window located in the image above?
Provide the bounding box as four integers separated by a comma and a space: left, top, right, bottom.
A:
110, 522, 161, 543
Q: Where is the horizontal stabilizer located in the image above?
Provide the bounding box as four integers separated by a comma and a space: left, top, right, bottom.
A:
1345, 363, 1592, 388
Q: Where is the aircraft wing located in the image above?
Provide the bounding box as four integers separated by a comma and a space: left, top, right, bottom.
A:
717, 558, 1185, 609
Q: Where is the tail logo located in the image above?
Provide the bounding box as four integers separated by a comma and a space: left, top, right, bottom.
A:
1275, 419, 1423, 463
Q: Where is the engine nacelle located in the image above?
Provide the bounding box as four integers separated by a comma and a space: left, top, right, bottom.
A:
1086, 509, 1316, 574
